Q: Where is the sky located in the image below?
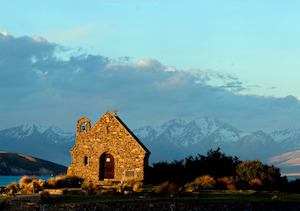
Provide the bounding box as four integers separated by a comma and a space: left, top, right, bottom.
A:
1, 0, 300, 133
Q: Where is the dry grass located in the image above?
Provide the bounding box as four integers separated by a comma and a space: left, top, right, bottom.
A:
217, 177, 237, 190
81, 182, 104, 195
249, 178, 263, 190
185, 175, 216, 191
133, 181, 143, 192
156, 181, 180, 197
124, 179, 140, 187
6, 182, 20, 195
19, 176, 31, 186
46, 178, 57, 188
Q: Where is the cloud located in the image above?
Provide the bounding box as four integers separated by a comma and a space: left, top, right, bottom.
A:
0, 31, 10, 36
1, 33, 300, 133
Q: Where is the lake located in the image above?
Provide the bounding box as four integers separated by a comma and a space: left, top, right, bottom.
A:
0, 176, 53, 186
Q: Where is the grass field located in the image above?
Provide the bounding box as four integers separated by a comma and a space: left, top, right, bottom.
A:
47, 190, 300, 205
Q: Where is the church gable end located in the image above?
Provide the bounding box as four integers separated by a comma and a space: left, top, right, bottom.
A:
67, 110, 150, 183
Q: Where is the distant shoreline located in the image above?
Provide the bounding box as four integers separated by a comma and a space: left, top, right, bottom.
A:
282, 173, 300, 177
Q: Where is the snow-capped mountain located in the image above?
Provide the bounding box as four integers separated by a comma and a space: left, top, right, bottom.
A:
134, 117, 247, 148
133, 117, 252, 162
270, 128, 300, 151
1, 124, 75, 143
133, 118, 300, 168
0, 124, 75, 166
1, 118, 300, 174
3, 124, 49, 139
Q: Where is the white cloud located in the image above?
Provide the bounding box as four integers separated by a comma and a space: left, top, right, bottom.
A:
165, 66, 177, 72
0, 31, 10, 36
136, 59, 163, 70
31, 36, 47, 43
1, 33, 300, 133
235, 92, 253, 96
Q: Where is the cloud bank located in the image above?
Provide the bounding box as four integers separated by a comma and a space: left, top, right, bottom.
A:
1, 32, 300, 132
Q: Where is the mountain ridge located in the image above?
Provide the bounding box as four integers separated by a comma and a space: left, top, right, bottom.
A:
1, 119, 300, 174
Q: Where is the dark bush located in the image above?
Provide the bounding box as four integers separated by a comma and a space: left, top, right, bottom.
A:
39, 190, 51, 203
156, 181, 180, 197
216, 177, 237, 190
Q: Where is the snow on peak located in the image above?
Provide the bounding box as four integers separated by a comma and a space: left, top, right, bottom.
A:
161, 119, 187, 129
3, 124, 73, 141
21, 124, 36, 134
49, 126, 65, 134
270, 127, 300, 143
134, 117, 247, 148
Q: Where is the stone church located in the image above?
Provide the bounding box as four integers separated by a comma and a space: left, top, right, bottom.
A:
67, 110, 150, 183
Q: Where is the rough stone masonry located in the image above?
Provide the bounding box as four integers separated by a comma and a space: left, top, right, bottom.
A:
67, 110, 150, 184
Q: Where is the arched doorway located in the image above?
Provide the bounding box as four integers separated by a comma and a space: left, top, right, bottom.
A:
99, 153, 114, 180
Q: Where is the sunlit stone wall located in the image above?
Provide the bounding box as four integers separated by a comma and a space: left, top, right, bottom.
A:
67, 111, 150, 184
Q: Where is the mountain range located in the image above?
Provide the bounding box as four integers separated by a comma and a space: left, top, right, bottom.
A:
1, 118, 300, 174
0, 124, 75, 166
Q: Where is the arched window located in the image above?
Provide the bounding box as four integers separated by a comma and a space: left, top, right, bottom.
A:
81, 123, 87, 132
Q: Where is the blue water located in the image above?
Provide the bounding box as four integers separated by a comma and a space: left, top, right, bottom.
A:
0, 176, 53, 186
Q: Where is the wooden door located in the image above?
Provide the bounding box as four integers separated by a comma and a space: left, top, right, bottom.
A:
104, 154, 114, 179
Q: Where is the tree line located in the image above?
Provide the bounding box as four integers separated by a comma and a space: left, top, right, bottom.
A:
146, 148, 290, 191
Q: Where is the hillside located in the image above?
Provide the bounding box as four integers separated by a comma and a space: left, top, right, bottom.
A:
0, 152, 67, 176
267, 150, 300, 176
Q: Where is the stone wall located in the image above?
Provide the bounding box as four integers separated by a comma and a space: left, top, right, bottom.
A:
68, 111, 150, 184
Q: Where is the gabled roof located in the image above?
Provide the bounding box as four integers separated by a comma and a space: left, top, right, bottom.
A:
74, 110, 151, 155
114, 114, 151, 155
